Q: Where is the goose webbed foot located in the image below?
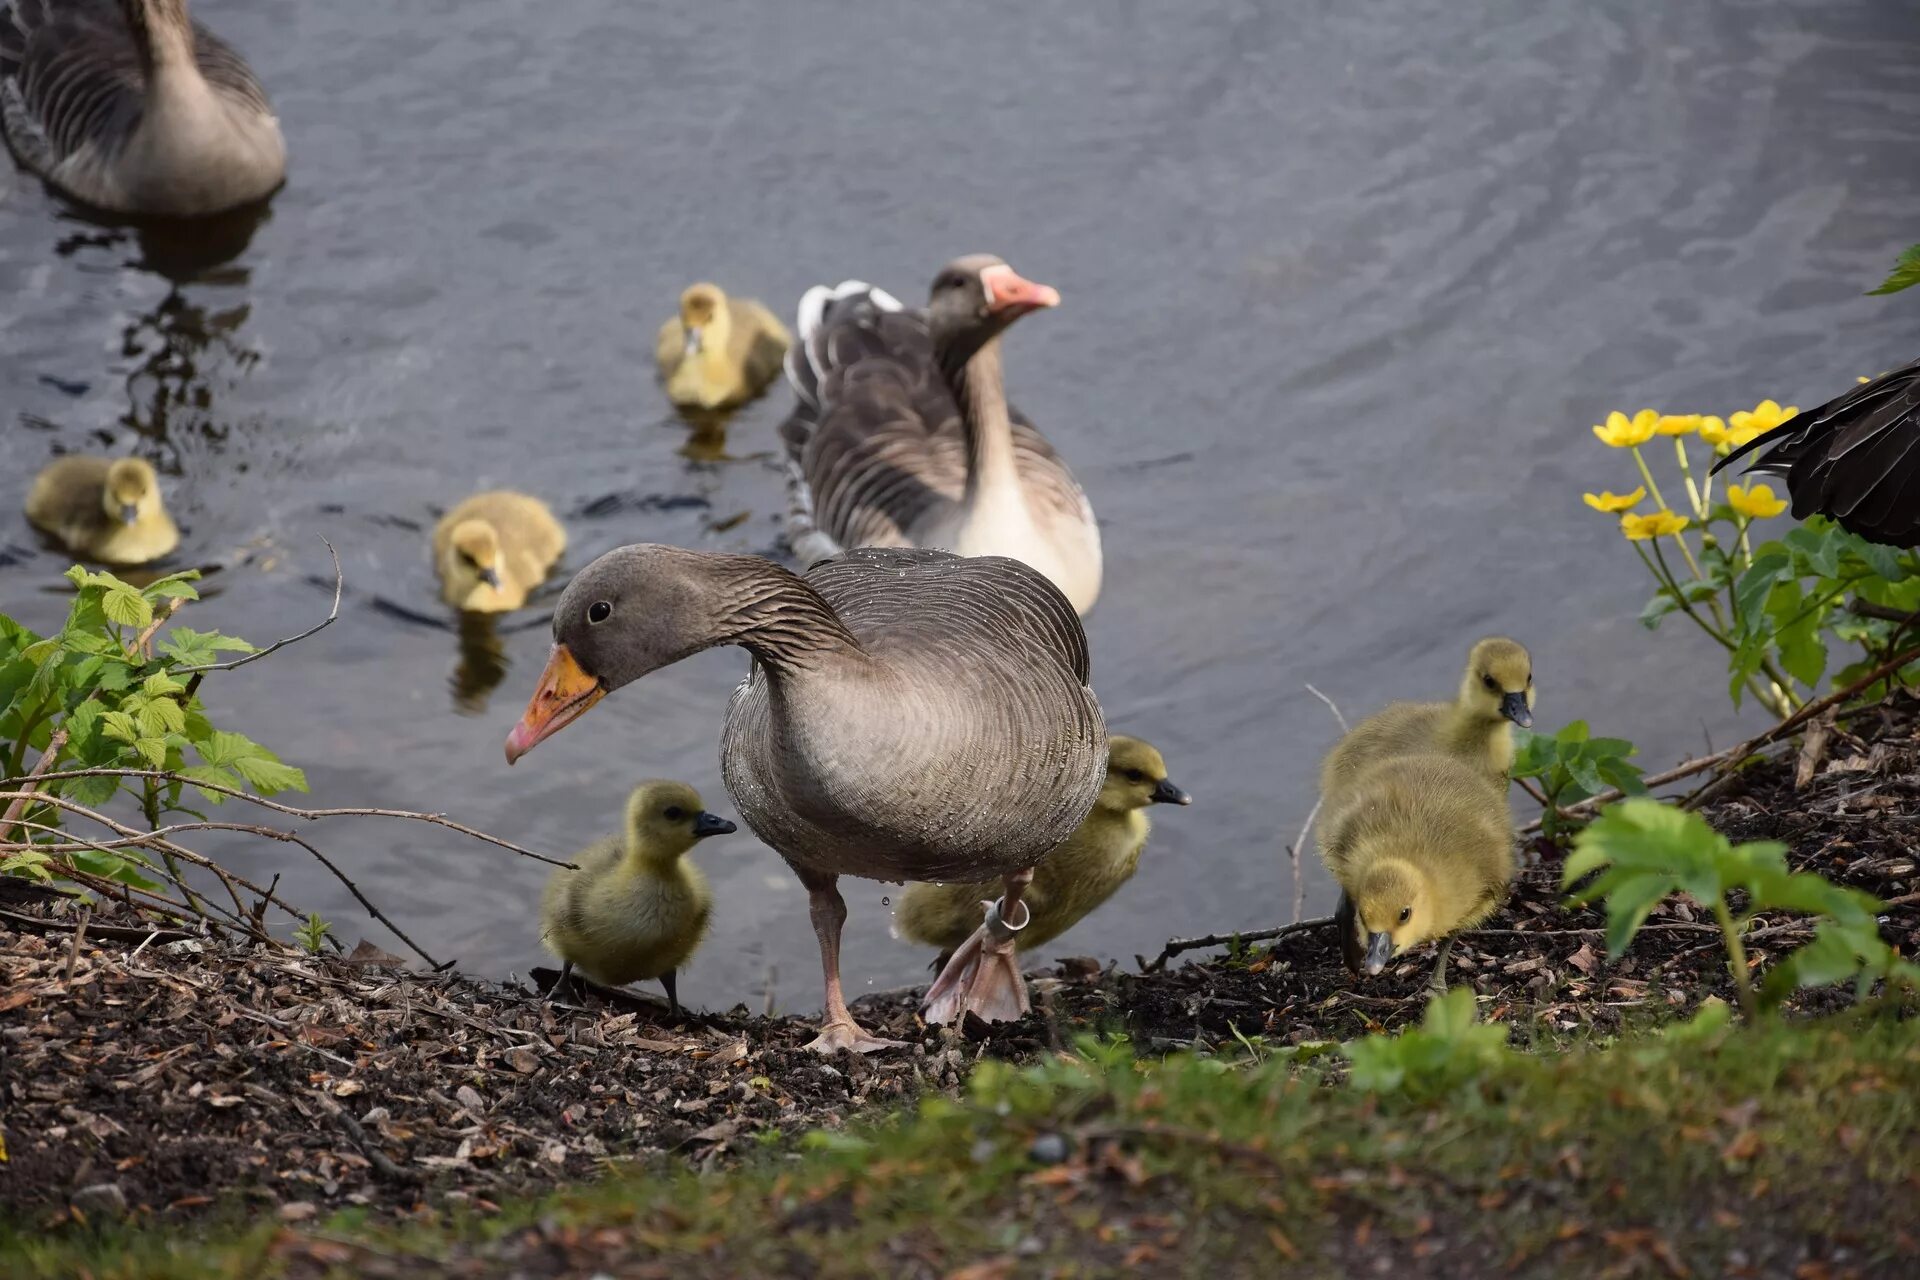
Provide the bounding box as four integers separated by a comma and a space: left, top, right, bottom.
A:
805, 1018, 908, 1055
922, 891, 1032, 1026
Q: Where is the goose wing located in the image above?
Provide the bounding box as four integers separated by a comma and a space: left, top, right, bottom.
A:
1713, 358, 1920, 547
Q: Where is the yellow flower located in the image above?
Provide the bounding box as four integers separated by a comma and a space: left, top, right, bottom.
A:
1583, 486, 1647, 513
1726, 399, 1798, 449
1654, 414, 1701, 436
1726, 482, 1789, 520
1620, 510, 1690, 541
1592, 409, 1660, 448
1697, 415, 1731, 447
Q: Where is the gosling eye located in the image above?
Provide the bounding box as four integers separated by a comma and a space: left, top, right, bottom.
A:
662, 805, 685, 821
1481, 673, 1498, 691
1122, 768, 1145, 783
588, 600, 612, 625
1398, 906, 1412, 924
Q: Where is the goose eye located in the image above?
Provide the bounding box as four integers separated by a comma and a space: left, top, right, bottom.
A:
1398, 906, 1412, 923
1122, 768, 1145, 783
662, 805, 685, 821
588, 601, 612, 624
1481, 674, 1497, 691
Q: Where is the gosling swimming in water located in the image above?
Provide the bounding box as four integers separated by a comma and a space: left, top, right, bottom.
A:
1321, 636, 1534, 790
24, 456, 179, 566
893, 735, 1191, 965
432, 490, 566, 613
539, 779, 733, 1014
1318, 752, 1516, 992
655, 283, 791, 411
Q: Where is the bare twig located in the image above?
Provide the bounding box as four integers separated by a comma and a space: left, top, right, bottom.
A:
63, 905, 91, 985
1304, 683, 1350, 734
1794, 713, 1835, 790
0, 907, 193, 947
0, 727, 71, 845
129, 596, 185, 660
174, 536, 342, 675
1, 768, 570, 868
1285, 798, 1320, 926
1142, 917, 1335, 973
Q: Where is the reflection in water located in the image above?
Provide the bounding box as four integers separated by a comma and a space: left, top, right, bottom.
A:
52, 201, 272, 285
119, 288, 260, 469
674, 406, 735, 463
450, 611, 510, 715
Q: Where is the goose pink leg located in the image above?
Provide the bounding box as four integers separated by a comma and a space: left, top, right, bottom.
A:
799, 871, 905, 1054
923, 867, 1034, 1025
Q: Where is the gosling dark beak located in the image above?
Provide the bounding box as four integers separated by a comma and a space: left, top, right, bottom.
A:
1150, 777, 1192, 806
692, 810, 736, 839
1500, 692, 1532, 729
120, 503, 140, 525
1363, 931, 1395, 975
683, 325, 702, 357
478, 566, 502, 589
505, 643, 606, 764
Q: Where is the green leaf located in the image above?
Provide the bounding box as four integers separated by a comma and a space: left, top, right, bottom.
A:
1734, 553, 1791, 630
139, 570, 202, 602
1639, 589, 1680, 631
230, 752, 307, 795
160, 628, 257, 666
1867, 243, 1920, 296
133, 736, 168, 768
100, 587, 153, 629
176, 765, 239, 804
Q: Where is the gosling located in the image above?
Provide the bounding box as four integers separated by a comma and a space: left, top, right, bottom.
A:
1321, 636, 1534, 790
893, 736, 1192, 965
432, 491, 566, 613
1319, 753, 1516, 992
24, 456, 179, 566
539, 780, 734, 1014
655, 283, 791, 411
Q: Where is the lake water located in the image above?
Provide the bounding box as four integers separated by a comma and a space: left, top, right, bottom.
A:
3, 0, 1916, 1010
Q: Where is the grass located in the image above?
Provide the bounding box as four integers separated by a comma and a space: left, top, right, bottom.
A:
9, 1007, 1919, 1279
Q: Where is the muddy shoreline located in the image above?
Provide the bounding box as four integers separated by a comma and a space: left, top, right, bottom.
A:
3, 697, 1916, 1224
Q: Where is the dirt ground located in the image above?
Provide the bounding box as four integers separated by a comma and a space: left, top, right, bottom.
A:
2, 697, 1916, 1226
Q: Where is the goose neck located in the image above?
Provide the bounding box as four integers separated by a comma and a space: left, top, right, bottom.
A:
123, 0, 199, 75
942, 335, 1022, 511
705, 557, 865, 680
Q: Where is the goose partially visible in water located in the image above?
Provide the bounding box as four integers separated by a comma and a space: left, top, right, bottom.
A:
504, 544, 1106, 1053
779, 254, 1103, 614
1712, 359, 1920, 547
0, 0, 285, 216
655, 283, 791, 411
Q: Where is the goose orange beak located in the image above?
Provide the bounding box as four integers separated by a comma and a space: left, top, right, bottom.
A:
505, 643, 605, 764
979, 264, 1060, 315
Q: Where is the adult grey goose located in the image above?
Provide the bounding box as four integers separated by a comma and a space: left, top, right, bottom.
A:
0, 0, 284, 216
505, 544, 1107, 1053
1712, 357, 1920, 546
779, 254, 1104, 615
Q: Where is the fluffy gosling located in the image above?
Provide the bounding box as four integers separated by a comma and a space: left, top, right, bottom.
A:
1319, 752, 1515, 992
655, 283, 791, 410
1321, 636, 1534, 790
893, 735, 1191, 963
432, 491, 566, 613
539, 780, 734, 1013
24, 456, 179, 566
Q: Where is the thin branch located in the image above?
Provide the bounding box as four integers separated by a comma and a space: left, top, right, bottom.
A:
0, 907, 193, 947
174, 536, 342, 674
1142, 916, 1335, 974
0, 727, 70, 844
1518, 648, 1920, 834
0, 767, 571, 868
129, 596, 186, 660
1285, 798, 1320, 926
1304, 683, 1350, 734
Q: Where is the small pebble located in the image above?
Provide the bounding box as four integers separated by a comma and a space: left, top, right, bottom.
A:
1027, 1133, 1069, 1165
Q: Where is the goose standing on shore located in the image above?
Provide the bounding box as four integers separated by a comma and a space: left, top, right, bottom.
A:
504, 544, 1106, 1053
0, 0, 285, 216
779, 255, 1103, 614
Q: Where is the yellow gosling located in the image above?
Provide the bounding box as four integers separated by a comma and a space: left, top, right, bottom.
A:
893, 736, 1191, 963
432, 491, 566, 613
538, 780, 732, 1013
655, 282, 791, 410
24, 456, 179, 566
1320, 636, 1534, 790
1318, 752, 1515, 992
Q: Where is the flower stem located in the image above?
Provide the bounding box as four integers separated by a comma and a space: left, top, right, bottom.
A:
1674, 438, 1705, 520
